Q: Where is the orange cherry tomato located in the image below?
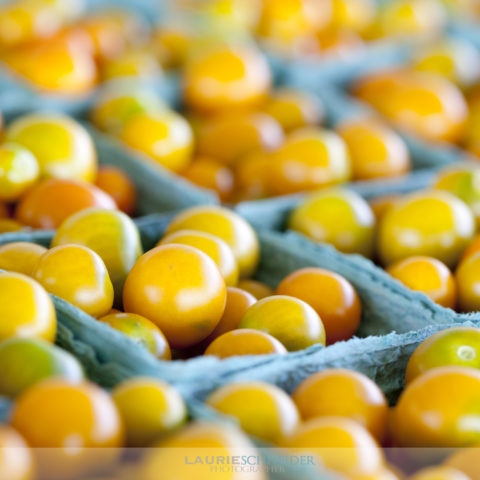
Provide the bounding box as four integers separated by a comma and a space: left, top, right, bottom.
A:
292, 369, 389, 441
387, 256, 456, 309
369, 194, 400, 222
33, 244, 114, 318
112, 377, 187, 447
0, 425, 34, 480
205, 329, 287, 358
461, 234, 480, 263
0, 271, 56, 343
0, 203, 8, 218
95, 165, 137, 215
98, 312, 171, 360
233, 151, 271, 201
282, 417, 384, 477
239, 295, 326, 351
262, 88, 324, 133
337, 119, 411, 181
237, 279, 274, 300
182, 157, 234, 202
276, 267, 362, 344
184, 44, 272, 115
166, 206, 259, 278
393, 366, 480, 447
123, 244, 226, 348
0, 242, 47, 276
11, 378, 124, 479
202, 286, 257, 343
267, 127, 352, 195
158, 229, 239, 286
206, 381, 300, 443
2, 36, 97, 95
16, 178, 117, 229
196, 112, 284, 166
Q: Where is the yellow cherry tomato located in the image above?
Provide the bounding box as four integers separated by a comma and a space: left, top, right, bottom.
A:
153, 24, 192, 69
123, 244, 226, 348
98, 313, 171, 360
52, 207, 142, 304
410, 467, 470, 480
90, 84, 166, 134
112, 377, 187, 447
0, 271, 56, 343
0, 219, 27, 233
33, 244, 114, 318
11, 378, 124, 479
0, 1, 62, 49
166, 206, 259, 278
387, 256, 456, 309
237, 279, 274, 299
120, 109, 193, 172
6, 113, 97, 182
258, 0, 331, 46
205, 329, 287, 358
455, 251, 480, 312
0, 425, 34, 480
196, 112, 284, 166
142, 421, 266, 480
329, 0, 377, 34
0, 242, 47, 276
393, 366, 480, 447
202, 286, 256, 343
158, 229, 239, 287
378, 190, 475, 268
120, 110, 193, 173
289, 188, 376, 257
262, 88, 324, 132
292, 369, 389, 442
406, 327, 480, 384
184, 44, 272, 115
434, 165, 480, 228
101, 48, 162, 81
282, 417, 384, 477
0, 143, 39, 202
239, 295, 325, 351
445, 446, 480, 480
206, 381, 300, 443
276, 267, 362, 344
337, 119, 411, 181
182, 157, 234, 202
414, 39, 480, 88
375, 0, 447, 38
267, 127, 352, 195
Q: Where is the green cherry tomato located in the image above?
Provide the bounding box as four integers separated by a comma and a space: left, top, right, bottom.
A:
406, 327, 480, 384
